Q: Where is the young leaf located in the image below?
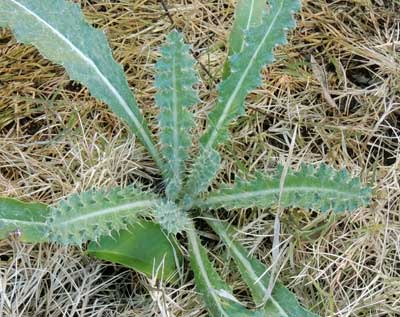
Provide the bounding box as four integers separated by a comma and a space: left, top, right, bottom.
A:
185, 0, 301, 197
222, 0, 267, 78
194, 164, 371, 212
0, 198, 49, 243
183, 147, 221, 207
208, 218, 319, 316
155, 30, 199, 201
46, 186, 159, 245
87, 221, 182, 281
0, 0, 163, 170
187, 226, 264, 317
153, 200, 190, 235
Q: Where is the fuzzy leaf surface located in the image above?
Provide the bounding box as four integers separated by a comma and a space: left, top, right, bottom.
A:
222, 0, 267, 78
187, 226, 263, 317
195, 164, 371, 212
153, 200, 189, 235
155, 30, 199, 200
47, 186, 159, 245
185, 0, 301, 197
87, 221, 182, 281
208, 218, 319, 316
183, 147, 221, 206
0, 0, 163, 170
0, 198, 49, 243
202, 0, 300, 149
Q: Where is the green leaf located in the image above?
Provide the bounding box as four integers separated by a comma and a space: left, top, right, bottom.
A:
202, 0, 300, 149
222, 0, 267, 79
87, 221, 182, 281
183, 147, 221, 207
187, 225, 263, 317
155, 30, 199, 201
46, 186, 159, 245
195, 164, 371, 212
0, 0, 163, 170
185, 0, 301, 197
153, 200, 190, 235
0, 198, 49, 243
208, 218, 319, 317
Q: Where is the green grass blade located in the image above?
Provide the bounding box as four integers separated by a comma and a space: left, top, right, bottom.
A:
87, 221, 182, 281
155, 31, 199, 200
195, 164, 371, 212
0, 0, 163, 170
0, 198, 49, 243
222, 0, 267, 79
184, 0, 301, 198
187, 225, 263, 317
208, 218, 319, 317
46, 186, 159, 245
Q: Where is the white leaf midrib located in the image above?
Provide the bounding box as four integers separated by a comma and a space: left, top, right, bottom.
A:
238, 0, 257, 53
188, 229, 230, 317
8, 0, 158, 164
198, 185, 358, 207
58, 199, 155, 226
171, 54, 181, 185
205, 0, 285, 150
1, 219, 46, 227
216, 223, 289, 317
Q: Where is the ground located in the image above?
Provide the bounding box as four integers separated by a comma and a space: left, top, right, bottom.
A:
0, 0, 399, 316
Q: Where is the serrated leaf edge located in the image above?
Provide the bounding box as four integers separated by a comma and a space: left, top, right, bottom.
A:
4, 0, 163, 169
195, 185, 363, 208
156, 30, 198, 200
54, 199, 155, 226
205, 0, 291, 150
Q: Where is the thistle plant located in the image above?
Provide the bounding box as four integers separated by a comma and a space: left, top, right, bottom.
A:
0, 0, 371, 316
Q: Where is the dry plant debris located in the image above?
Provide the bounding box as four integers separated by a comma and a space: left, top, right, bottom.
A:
0, 0, 399, 316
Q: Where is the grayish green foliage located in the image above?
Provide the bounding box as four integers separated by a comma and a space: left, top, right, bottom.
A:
208, 218, 319, 316
0, 0, 163, 170
155, 30, 199, 200
195, 164, 371, 212
183, 147, 221, 206
0, 1, 373, 317
46, 186, 158, 245
185, 0, 301, 198
0, 198, 49, 242
222, 0, 267, 78
187, 227, 264, 317
153, 200, 189, 234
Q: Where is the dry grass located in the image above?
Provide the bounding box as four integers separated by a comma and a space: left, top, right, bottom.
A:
0, 0, 399, 316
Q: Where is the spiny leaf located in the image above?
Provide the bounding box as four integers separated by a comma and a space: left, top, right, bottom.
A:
46, 186, 159, 245
0, 198, 49, 243
87, 221, 182, 281
153, 200, 189, 235
185, 0, 301, 197
208, 218, 319, 317
222, 0, 267, 78
0, 0, 163, 170
195, 164, 371, 212
155, 30, 199, 201
202, 0, 300, 149
183, 147, 221, 206
187, 225, 264, 317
